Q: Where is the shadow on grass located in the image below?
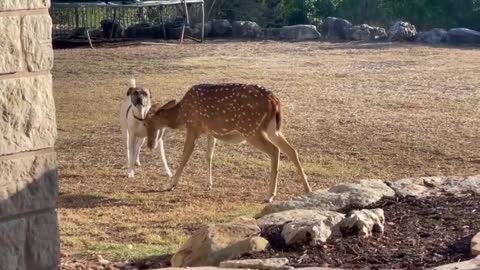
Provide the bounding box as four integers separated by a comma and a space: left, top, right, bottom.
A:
128, 254, 172, 269
58, 193, 133, 209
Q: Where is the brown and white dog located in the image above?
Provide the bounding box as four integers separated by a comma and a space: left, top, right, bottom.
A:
119, 79, 172, 178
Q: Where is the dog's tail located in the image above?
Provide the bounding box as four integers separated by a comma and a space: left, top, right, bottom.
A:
129, 78, 136, 88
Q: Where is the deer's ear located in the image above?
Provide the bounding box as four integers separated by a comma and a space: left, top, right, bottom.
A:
160, 100, 177, 111
146, 88, 152, 98
126, 87, 135, 96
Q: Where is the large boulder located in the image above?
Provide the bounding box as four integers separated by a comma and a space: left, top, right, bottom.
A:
416, 28, 447, 45
167, 26, 188, 40
125, 23, 154, 38
100, 19, 123, 38
263, 28, 281, 40
257, 179, 395, 217
323, 17, 352, 40
232, 21, 262, 39
171, 217, 269, 267
211, 19, 232, 37
346, 24, 387, 41
191, 22, 212, 38
388, 21, 417, 41
279, 25, 321, 41
447, 28, 480, 45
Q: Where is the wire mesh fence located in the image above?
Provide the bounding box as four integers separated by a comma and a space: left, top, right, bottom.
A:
50, 1, 205, 41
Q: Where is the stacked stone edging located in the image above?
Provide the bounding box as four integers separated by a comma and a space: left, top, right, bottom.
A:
0, 1, 59, 269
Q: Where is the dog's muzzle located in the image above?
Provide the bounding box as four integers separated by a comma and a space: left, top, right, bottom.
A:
135, 97, 147, 107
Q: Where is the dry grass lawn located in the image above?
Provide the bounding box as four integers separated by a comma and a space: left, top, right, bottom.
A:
53, 41, 480, 262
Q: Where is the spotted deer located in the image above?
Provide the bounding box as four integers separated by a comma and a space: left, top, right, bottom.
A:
144, 83, 312, 202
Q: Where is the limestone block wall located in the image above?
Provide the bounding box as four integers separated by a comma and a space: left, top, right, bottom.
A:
0, 0, 59, 269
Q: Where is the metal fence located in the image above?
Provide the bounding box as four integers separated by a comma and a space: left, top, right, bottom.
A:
50, 1, 205, 43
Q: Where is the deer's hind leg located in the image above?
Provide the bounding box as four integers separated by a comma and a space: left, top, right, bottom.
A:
247, 132, 280, 203
264, 120, 312, 193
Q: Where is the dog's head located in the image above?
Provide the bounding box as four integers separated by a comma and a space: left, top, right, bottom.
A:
127, 86, 151, 108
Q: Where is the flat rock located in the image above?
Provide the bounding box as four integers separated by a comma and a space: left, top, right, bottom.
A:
257, 209, 344, 227
471, 232, 480, 256
171, 217, 268, 267
279, 25, 321, 41
257, 179, 394, 217
158, 266, 255, 270
219, 258, 289, 270
416, 28, 447, 44
427, 255, 480, 269
388, 175, 480, 197
447, 28, 480, 45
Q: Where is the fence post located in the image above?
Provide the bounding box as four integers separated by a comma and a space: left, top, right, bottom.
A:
75, 7, 79, 28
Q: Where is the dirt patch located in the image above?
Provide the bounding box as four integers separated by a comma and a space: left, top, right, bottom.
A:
245, 194, 480, 269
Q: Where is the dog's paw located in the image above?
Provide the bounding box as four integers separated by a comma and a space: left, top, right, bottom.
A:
127, 170, 135, 178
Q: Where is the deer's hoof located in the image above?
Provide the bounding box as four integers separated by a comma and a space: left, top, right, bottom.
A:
206, 184, 213, 191
127, 171, 135, 178
264, 195, 275, 203
135, 160, 142, 167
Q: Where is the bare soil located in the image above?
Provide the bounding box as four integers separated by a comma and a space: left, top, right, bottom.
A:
245, 194, 480, 269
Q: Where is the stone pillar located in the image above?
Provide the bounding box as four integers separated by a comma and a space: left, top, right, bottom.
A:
0, 0, 59, 270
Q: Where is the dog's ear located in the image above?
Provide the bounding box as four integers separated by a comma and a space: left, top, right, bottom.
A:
158, 100, 177, 112
126, 87, 135, 96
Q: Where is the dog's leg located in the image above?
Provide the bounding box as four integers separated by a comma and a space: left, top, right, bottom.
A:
157, 128, 172, 177
127, 134, 137, 178
122, 128, 131, 176
135, 138, 145, 166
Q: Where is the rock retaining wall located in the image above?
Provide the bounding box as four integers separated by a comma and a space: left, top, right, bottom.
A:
0, 1, 59, 269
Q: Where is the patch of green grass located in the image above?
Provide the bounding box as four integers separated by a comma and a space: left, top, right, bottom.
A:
83, 242, 179, 262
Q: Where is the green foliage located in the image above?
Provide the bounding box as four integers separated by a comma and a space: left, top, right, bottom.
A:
206, 0, 480, 30
54, 0, 480, 30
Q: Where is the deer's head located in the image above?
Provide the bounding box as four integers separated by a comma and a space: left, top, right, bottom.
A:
144, 100, 177, 149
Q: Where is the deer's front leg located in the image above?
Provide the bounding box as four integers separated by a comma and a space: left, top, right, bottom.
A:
164, 128, 198, 191
157, 128, 172, 177
206, 136, 216, 190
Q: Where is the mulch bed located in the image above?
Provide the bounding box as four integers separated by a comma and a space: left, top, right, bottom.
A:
243, 193, 480, 270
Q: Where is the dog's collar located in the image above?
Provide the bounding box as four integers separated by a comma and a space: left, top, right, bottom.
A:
126, 105, 146, 121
